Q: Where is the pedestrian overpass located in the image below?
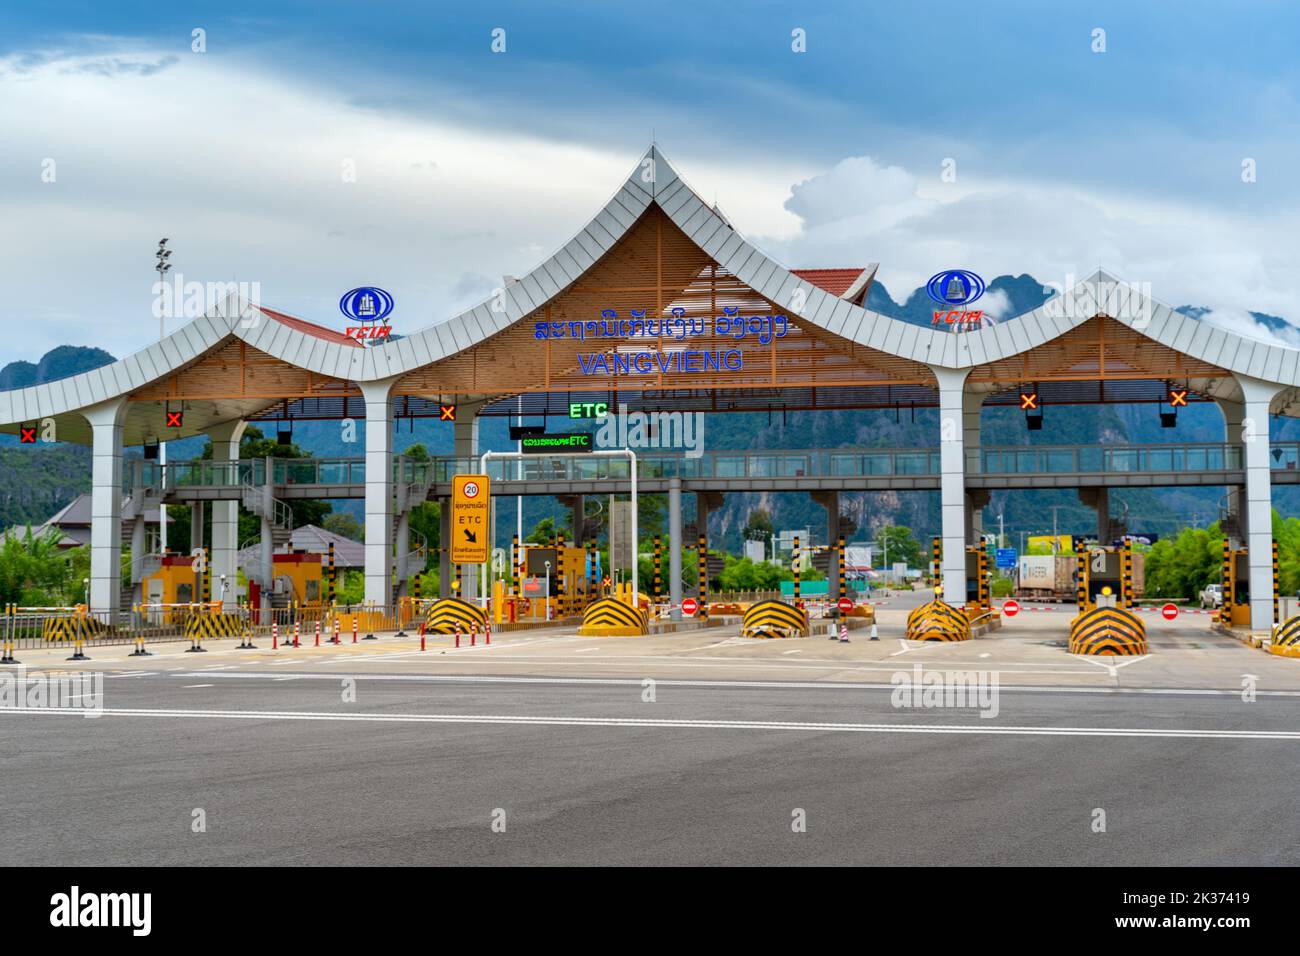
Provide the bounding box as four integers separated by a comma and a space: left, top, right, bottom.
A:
4, 144, 1300, 635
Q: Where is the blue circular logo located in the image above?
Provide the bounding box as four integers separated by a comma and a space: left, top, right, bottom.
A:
925, 270, 985, 306
339, 287, 394, 324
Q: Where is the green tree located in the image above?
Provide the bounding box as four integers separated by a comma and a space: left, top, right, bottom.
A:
876, 525, 924, 571
323, 512, 363, 541
743, 508, 774, 542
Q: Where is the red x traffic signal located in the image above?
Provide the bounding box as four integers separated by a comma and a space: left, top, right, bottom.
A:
165, 410, 184, 428
19, 426, 37, 443
439, 404, 456, 421
1168, 388, 1188, 408
1019, 392, 1038, 410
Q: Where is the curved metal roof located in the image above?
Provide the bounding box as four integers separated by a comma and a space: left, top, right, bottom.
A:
4, 145, 1300, 437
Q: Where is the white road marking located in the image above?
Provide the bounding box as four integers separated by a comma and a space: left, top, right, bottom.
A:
782, 649, 802, 656
165, 670, 1300, 697
182, 684, 214, 689
3, 704, 1299, 741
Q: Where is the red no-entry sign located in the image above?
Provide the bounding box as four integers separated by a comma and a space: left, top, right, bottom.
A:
1002, 599, 1020, 617
681, 597, 698, 617
1162, 603, 1179, 621
837, 597, 853, 614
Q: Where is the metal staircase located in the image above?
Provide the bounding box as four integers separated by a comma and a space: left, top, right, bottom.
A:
241, 473, 294, 549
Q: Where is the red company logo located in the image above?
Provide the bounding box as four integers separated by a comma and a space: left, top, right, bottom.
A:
932, 308, 984, 326
344, 325, 393, 341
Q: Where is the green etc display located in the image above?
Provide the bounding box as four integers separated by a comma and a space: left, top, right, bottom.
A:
520, 433, 593, 454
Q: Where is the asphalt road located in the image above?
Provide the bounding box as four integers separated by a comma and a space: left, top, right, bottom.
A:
4, 671, 1300, 865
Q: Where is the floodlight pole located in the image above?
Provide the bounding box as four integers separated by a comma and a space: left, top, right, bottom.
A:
480, 449, 637, 604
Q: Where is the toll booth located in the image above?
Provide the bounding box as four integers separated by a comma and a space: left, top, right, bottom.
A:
929, 538, 989, 613
142, 554, 203, 613
1074, 544, 1134, 610
1219, 542, 1278, 628
512, 544, 593, 620
246, 552, 326, 613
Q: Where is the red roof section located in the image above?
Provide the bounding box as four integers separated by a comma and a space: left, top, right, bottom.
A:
259, 307, 363, 348
790, 268, 868, 297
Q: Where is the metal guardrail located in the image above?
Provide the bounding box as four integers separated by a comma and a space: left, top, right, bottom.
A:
127, 441, 1300, 492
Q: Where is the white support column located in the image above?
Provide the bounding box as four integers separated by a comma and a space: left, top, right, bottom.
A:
1237, 375, 1283, 635
361, 377, 399, 608
963, 392, 985, 542
1216, 398, 1245, 546
206, 419, 246, 609
931, 366, 970, 606
84, 399, 129, 618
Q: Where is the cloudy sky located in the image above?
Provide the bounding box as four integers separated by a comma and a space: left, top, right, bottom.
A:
3, 1, 1300, 362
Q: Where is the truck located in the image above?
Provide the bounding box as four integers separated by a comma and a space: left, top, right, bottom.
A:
1015, 555, 1076, 602
1014, 551, 1146, 602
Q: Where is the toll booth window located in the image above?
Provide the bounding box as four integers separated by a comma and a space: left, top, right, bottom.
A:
176, 583, 193, 604
306, 580, 320, 602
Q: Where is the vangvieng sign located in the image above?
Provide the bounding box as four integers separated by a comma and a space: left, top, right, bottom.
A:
534, 306, 789, 377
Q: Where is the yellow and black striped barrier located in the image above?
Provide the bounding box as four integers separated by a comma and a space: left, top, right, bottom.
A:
905, 597, 970, 642
740, 600, 808, 639
578, 598, 649, 636
183, 611, 251, 641
1068, 605, 1147, 656
425, 597, 487, 635
1270, 614, 1300, 658
42, 613, 104, 643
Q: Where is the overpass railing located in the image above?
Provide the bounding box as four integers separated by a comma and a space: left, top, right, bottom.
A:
136, 441, 1300, 490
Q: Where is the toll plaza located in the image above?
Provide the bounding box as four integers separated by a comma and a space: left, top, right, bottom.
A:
3, 146, 1300, 657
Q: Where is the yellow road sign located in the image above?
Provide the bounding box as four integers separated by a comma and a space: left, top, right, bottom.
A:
451, 474, 491, 564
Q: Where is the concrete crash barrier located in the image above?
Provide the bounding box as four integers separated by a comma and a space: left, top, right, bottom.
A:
905, 598, 971, 641
1068, 605, 1147, 656
425, 598, 487, 635
740, 600, 808, 639
578, 598, 649, 636
1270, 614, 1300, 658
183, 612, 251, 640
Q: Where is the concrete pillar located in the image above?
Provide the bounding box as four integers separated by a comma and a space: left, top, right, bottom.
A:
191, 501, 204, 557
668, 477, 683, 621
1237, 375, 1282, 635
1216, 398, 1245, 546
931, 366, 970, 606
128, 460, 146, 603
963, 392, 985, 541
84, 399, 128, 617
559, 494, 586, 546
811, 490, 841, 601
260, 454, 274, 615
206, 419, 246, 609
1078, 488, 1110, 542
395, 511, 411, 599
360, 377, 398, 607
439, 497, 451, 599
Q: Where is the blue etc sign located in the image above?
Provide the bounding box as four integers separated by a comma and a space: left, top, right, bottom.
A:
339, 287, 395, 340
536, 307, 789, 376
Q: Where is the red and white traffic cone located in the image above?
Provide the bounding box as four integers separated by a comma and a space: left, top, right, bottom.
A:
314, 620, 320, 647
272, 621, 278, 649
293, 621, 300, 648
839, 621, 849, 643
333, 617, 341, 645
455, 625, 461, 649
352, 617, 359, 643
485, 622, 491, 646
471, 623, 477, 647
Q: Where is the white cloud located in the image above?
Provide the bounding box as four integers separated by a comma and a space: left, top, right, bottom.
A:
759, 156, 1300, 335
0, 41, 813, 364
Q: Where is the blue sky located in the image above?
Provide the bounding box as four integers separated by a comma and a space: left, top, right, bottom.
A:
4, 1, 1300, 361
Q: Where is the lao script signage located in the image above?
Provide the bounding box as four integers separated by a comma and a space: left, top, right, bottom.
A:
535, 307, 790, 377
